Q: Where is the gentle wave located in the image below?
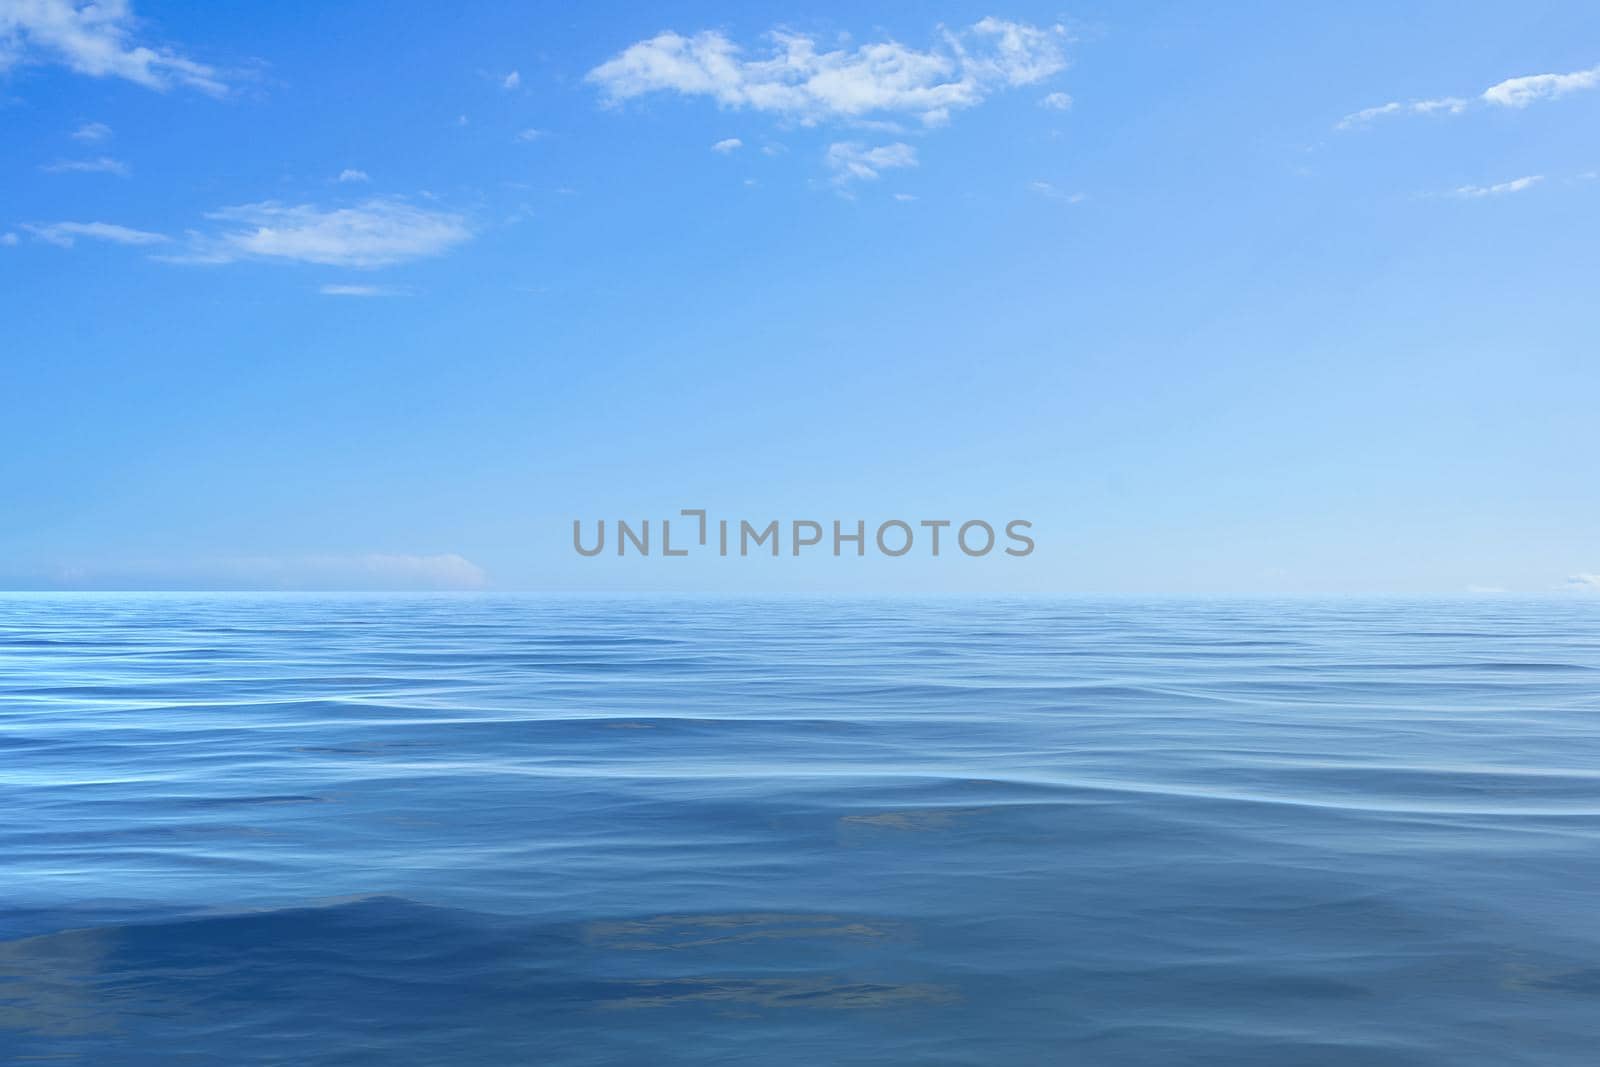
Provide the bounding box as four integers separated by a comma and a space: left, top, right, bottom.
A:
2, 595, 1599, 1064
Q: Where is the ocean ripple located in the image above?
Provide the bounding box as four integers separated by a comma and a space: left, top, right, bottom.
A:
2, 594, 1598, 1064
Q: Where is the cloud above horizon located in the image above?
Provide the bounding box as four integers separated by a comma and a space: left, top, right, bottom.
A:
0, 0, 227, 94
1338, 61, 1599, 128
22, 552, 489, 591
587, 17, 1067, 129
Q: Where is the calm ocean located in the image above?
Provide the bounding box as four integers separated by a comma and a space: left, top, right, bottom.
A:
2, 595, 1597, 1065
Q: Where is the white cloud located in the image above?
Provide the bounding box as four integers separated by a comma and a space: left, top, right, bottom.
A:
1039, 91, 1072, 110
70, 120, 111, 141
1028, 179, 1085, 202
959, 16, 1065, 85
27, 199, 470, 268
514, 127, 544, 142
337, 168, 370, 183
0, 231, 17, 245
1567, 573, 1600, 590
586, 18, 1067, 128
1452, 174, 1542, 198
42, 155, 128, 175
1340, 62, 1600, 128
27, 552, 488, 591
319, 283, 397, 297
342, 552, 486, 589
502, 69, 520, 90
1336, 97, 1466, 129
892, 192, 916, 201
0, 0, 226, 94
711, 136, 742, 152
182, 198, 472, 268
1339, 101, 1401, 127
1483, 65, 1600, 108
24, 220, 167, 247
825, 141, 916, 183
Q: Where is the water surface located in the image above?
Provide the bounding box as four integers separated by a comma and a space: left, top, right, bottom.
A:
2, 595, 1598, 1064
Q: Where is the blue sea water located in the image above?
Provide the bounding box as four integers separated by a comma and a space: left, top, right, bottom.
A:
1, 595, 1598, 1065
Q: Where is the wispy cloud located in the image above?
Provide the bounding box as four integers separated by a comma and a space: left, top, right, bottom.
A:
514, 127, 544, 142
1339, 61, 1599, 128
1, 232, 18, 246
1028, 179, 1085, 202
0, 0, 226, 94
825, 141, 917, 184
24, 552, 489, 591
176, 198, 472, 268
24, 220, 167, 247
42, 155, 129, 175
1337, 97, 1466, 129
1338, 101, 1402, 127
711, 137, 743, 153
587, 18, 1067, 129
501, 69, 520, 90
319, 283, 400, 297
70, 120, 112, 142
1567, 573, 1600, 590
337, 168, 370, 183
1452, 174, 1542, 198
1038, 91, 1072, 110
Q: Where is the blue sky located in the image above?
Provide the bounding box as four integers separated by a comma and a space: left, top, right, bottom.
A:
2, 0, 1598, 593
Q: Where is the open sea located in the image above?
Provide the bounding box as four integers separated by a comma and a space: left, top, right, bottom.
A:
1, 594, 1598, 1065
